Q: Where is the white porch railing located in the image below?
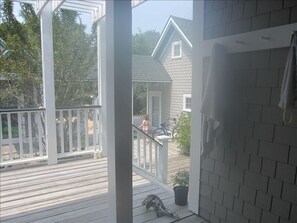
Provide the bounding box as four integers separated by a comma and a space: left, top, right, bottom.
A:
132, 125, 169, 184
55, 106, 101, 158
0, 108, 170, 185
0, 108, 47, 165
0, 106, 101, 166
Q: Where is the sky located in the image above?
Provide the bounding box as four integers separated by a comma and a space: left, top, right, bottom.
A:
12, 0, 193, 35
132, 0, 193, 34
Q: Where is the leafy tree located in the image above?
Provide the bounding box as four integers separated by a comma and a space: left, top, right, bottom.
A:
132, 30, 159, 115
133, 82, 147, 115
175, 112, 191, 155
52, 9, 96, 107
0, 0, 40, 108
132, 30, 159, 55
0, 1, 97, 108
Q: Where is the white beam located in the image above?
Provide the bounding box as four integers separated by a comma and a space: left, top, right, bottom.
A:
35, 0, 49, 16
92, 4, 105, 23
189, 0, 204, 214
131, 0, 146, 8
97, 18, 107, 156
40, 2, 58, 165
106, 0, 133, 222
52, 0, 65, 12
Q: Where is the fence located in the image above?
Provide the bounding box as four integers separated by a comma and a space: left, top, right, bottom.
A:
0, 106, 101, 166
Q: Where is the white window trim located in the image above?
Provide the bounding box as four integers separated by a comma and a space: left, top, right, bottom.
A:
183, 94, 191, 112
171, 40, 182, 59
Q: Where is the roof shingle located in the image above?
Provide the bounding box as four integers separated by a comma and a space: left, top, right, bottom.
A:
132, 55, 171, 83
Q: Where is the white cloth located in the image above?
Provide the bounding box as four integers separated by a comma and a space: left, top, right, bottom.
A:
201, 44, 227, 158
279, 33, 297, 109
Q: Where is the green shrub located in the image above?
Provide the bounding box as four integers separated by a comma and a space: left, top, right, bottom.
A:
175, 112, 191, 155
172, 170, 189, 187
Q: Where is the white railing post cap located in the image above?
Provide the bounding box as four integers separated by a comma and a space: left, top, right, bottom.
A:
157, 135, 171, 141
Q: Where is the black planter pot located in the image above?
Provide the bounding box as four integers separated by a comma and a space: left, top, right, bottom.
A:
173, 186, 189, 206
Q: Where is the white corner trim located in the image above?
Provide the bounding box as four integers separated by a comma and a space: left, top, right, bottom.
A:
203, 23, 297, 56
171, 19, 192, 48
152, 17, 193, 57
152, 17, 173, 57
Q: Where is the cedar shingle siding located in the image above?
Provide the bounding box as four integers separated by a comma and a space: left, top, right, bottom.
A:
159, 31, 192, 119
199, 1, 297, 222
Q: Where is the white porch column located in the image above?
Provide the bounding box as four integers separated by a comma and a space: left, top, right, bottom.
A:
157, 135, 170, 184
40, 2, 57, 165
132, 82, 134, 120
189, 0, 204, 214
106, 0, 133, 222
97, 18, 107, 156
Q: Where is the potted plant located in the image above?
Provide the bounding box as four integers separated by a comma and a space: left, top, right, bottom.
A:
172, 170, 189, 206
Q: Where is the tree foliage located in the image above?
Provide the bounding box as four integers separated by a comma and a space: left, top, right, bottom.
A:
132, 30, 159, 55
53, 9, 96, 107
0, 1, 96, 108
132, 30, 159, 115
133, 83, 147, 115
0, 0, 40, 108
175, 112, 191, 155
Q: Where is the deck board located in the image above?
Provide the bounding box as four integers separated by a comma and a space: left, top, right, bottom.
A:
0, 156, 205, 223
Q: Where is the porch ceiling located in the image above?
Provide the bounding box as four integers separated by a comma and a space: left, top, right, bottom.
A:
15, 0, 145, 22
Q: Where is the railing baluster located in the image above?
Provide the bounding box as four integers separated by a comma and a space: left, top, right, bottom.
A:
0, 113, 3, 162
137, 131, 140, 166
155, 144, 158, 176
84, 109, 89, 150
7, 113, 13, 160
149, 141, 152, 174
59, 110, 64, 154
92, 109, 96, 149
28, 112, 33, 158
143, 135, 146, 170
18, 113, 24, 159
37, 112, 43, 157
68, 110, 73, 153
77, 109, 81, 151
98, 108, 103, 155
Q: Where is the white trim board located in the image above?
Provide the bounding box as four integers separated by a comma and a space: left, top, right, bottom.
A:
189, 0, 204, 215
203, 23, 297, 56
152, 17, 192, 57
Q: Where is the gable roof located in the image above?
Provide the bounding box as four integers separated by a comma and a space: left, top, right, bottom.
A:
132, 55, 171, 83
151, 16, 192, 58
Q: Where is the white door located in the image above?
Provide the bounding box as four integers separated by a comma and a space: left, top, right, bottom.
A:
149, 91, 162, 127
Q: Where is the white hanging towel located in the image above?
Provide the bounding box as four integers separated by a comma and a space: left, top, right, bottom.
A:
201, 44, 227, 158
279, 32, 297, 123
279, 32, 297, 109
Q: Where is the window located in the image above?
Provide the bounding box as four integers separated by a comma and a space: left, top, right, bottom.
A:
172, 40, 182, 58
183, 94, 191, 112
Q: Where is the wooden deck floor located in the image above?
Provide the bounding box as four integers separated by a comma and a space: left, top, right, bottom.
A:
167, 141, 190, 186
0, 157, 205, 223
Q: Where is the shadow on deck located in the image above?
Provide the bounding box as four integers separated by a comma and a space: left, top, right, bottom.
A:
0, 157, 206, 223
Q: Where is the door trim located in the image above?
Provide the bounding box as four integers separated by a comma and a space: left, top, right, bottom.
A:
149, 91, 162, 127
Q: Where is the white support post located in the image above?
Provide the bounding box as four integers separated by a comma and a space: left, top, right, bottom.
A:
132, 82, 134, 121
146, 82, 149, 115
106, 0, 132, 222
157, 135, 170, 184
40, 3, 58, 165
189, 0, 204, 214
98, 18, 107, 157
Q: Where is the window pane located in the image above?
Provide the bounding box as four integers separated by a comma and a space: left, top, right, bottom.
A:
174, 44, 180, 56
185, 98, 191, 109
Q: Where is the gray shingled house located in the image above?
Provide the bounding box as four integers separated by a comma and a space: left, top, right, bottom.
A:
133, 16, 193, 128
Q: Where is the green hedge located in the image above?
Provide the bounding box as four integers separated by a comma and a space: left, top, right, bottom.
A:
175, 112, 191, 155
